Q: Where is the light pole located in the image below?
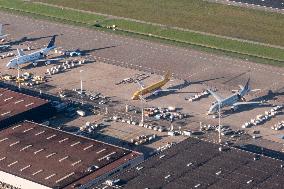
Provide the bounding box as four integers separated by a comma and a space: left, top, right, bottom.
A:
16, 59, 21, 90
218, 102, 222, 151
139, 95, 145, 125
79, 69, 84, 94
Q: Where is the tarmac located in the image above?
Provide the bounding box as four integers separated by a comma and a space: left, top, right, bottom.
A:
1, 11, 284, 154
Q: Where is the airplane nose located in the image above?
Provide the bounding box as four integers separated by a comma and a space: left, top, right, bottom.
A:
131, 96, 137, 100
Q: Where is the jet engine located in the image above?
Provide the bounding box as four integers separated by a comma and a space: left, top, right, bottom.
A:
230, 106, 238, 112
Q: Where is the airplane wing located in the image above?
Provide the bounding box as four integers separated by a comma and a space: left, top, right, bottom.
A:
152, 88, 178, 96
156, 89, 178, 92
233, 101, 262, 106
17, 49, 25, 57
207, 89, 223, 102
34, 57, 64, 63
135, 80, 145, 89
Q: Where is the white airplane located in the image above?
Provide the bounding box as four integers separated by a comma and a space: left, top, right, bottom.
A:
207, 78, 262, 114
0, 24, 8, 40
6, 35, 61, 68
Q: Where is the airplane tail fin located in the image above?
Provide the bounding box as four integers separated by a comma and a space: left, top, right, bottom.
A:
47, 35, 56, 48
244, 78, 250, 91
163, 71, 171, 81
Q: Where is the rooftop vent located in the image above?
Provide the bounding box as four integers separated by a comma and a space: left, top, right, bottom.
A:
164, 175, 171, 179
12, 124, 22, 130
59, 138, 69, 143
25, 102, 34, 107
20, 165, 31, 172
46, 153, 56, 158
1, 111, 11, 116
14, 99, 24, 104
56, 172, 75, 183
7, 161, 18, 167
4, 97, 13, 102
45, 173, 56, 180
34, 148, 44, 155
71, 160, 82, 166
194, 184, 201, 188
35, 131, 45, 136
23, 127, 34, 133
20, 144, 33, 151
32, 169, 43, 176
247, 180, 253, 184
83, 144, 93, 151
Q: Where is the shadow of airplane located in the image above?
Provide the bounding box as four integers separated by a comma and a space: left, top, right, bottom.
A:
1, 34, 61, 54
222, 71, 250, 85
219, 89, 283, 118
250, 89, 284, 102
17, 45, 115, 70
145, 80, 191, 100
146, 77, 223, 100
5, 34, 61, 46
71, 45, 117, 56
190, 76, 225, 85
221, 102, 272, 118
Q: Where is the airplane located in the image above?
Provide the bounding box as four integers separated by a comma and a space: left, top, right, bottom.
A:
132, 72, 178, 100
6, 35, 60, 68
0, 44, 10, 50
207, 78, 262, 114
0, 24, 8, 40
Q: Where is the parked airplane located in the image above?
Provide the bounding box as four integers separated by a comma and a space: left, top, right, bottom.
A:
6, 35, 59, 68
0, 44, 10, 50
132, 72, 178, 100
207, 78, 262, 114
0, 24, 8, 40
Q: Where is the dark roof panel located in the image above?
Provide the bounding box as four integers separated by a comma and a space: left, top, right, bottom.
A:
98, 138, 284, 189
0, 121, 141, 188
0, 88, 48, 121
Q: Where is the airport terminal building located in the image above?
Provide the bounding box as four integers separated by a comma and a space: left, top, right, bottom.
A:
0, 121, 143, 189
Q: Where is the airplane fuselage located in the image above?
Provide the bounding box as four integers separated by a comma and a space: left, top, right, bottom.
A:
221, 94, 240, 107
208, 79, 253, 114
7, 47, 53, 68
19, 51, 44, 62
209, 93, 243, 114
132, 77, 170, 100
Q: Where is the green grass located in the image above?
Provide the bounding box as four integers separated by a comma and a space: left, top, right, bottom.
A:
0, 0, 106, 25
0, 0, 283, 66
33, 0, 284, 47
100, 19, 284, 61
